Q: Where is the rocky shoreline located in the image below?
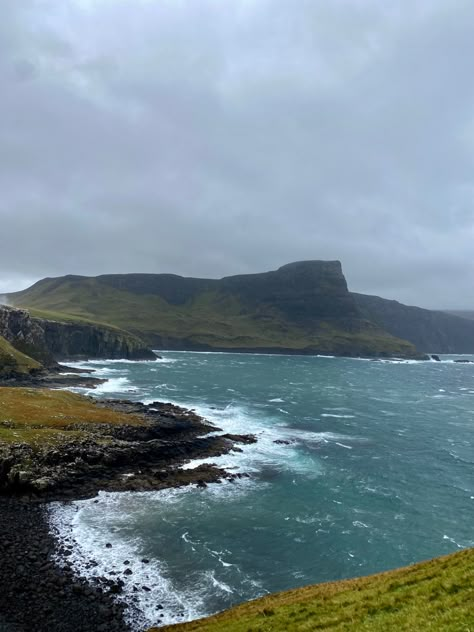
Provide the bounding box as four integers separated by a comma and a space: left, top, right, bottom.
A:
0, 378, 256, 631
0, 362, 107, 390
0, 497, 130, 632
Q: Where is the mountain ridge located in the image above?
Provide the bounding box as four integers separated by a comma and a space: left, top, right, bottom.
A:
8, 261, 422, 358
353, 293, 474, 353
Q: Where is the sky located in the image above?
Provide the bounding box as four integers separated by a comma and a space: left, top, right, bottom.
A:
1, 0, 473, 309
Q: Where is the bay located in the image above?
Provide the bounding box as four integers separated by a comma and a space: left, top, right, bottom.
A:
49, 352, 474, 629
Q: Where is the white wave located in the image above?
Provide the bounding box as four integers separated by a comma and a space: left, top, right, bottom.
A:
159, 397, 360, 478
268, 398, 285, 403
321, 413, 355, 419
92, 377, 138, 395
48, 494, 206, 630
204, 570, 233, 594
47, 480, 263, 630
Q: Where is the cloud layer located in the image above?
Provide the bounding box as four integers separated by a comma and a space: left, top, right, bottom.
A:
1, 0, 473, 308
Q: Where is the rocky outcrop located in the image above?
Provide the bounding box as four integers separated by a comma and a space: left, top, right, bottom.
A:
0, 400, 255, 499
0, 305, 52, 363
353, 293, 474, 353
36, 317, 156, 361
0, 305, 156, 362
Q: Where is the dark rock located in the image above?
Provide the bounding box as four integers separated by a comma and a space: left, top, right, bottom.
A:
431, 354, 441, 362
0, 304, 156, 363
0, 498, 130, 631
354, 293, 474, 354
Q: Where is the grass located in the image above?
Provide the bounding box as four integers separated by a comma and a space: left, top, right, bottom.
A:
10, 278, 419, 357
0, 336, 42, 378
151, 547, 474, 632
0, 387, 146, 446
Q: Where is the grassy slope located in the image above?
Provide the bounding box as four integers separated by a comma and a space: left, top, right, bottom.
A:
0, 387, 145, 446
153, 548, 474, 632
11, 279, 418, 356
0, 336, 42, 378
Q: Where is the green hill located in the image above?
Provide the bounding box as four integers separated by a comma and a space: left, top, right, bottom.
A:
9, 262, 421, 358
152, 547, 474, 632
0, 335, 42, 380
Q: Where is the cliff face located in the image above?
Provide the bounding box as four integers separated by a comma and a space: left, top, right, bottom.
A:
37, 318, 156, 361
0, 305, 156, 362
220, 261, 360, 323
0, 305, 52, 364
353, 293, 474, 353
8, 262, 422, 358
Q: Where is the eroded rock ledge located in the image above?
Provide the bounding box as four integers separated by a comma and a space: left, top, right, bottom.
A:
0, 399, 255, 501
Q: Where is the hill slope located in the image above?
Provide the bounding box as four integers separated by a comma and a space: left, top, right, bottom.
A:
152, 547, 474, 632
8, 262, 420, 358
0, 335, 42, 380
353, 294, 474, 353
444, 310, 474, 321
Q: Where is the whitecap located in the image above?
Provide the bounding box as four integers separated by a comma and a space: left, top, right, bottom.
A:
321, 413, 355, 419
48, 496, 208, 630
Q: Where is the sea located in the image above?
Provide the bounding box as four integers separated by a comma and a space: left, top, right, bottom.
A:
47, 351, 474, 630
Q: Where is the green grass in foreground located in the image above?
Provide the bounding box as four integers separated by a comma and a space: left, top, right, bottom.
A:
0, 387, 145, 446
152, 547, 474, 632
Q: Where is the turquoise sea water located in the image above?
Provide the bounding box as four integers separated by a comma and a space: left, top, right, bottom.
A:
49, 352, 474, 629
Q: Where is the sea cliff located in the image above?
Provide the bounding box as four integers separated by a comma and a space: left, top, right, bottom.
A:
0, 304, 156, 362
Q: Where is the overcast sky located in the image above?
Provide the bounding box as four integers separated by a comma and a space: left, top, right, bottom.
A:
1, 0, 473, 308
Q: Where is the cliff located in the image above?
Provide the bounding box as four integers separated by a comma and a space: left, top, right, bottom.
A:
8, 262, 421, 358
353, 293, 474, 353
0, 305, 156, 362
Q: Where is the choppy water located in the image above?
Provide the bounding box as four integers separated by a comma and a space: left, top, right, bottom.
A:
48, 352, 474, 629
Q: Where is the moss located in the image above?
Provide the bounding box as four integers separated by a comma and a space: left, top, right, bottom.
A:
150, 548, 474, 632
0, 387, 146, 446
0, 336, 42, 378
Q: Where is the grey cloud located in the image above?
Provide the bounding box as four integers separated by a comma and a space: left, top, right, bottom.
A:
0, 0, 473, 308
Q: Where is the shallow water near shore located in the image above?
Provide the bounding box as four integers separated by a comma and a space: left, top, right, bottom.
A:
49, 352, 474, 630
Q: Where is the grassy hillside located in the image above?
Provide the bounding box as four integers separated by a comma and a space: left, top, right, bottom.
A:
152, 547, 474, 632
0, 336, 42, 379
9, 267, 421, 358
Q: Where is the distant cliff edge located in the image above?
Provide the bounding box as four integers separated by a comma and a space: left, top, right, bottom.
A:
8, 261, 423, 358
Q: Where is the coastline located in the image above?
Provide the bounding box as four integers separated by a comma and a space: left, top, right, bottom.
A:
0, 365, 256, 631
0, 497, 130, 632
